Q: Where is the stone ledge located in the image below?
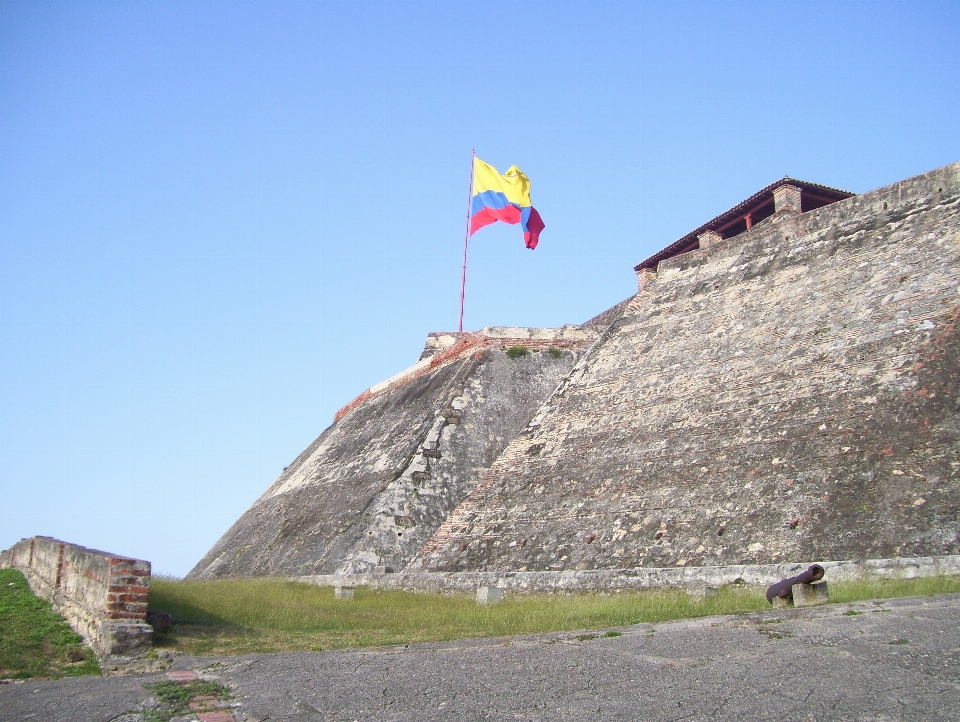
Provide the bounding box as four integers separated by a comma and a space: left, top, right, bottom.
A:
293, 555, 960, 594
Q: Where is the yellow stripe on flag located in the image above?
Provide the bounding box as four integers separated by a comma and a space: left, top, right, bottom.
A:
473, 157, 532, 207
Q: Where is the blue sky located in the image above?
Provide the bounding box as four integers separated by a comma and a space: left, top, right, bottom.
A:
2, 1, 959, 577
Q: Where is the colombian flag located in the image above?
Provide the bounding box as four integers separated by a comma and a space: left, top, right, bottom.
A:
470, 158, 545, 249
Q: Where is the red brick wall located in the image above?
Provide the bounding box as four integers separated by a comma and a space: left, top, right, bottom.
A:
0, 536, 153, 659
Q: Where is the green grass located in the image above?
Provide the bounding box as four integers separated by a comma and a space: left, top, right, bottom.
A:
150, 578, 770, 655
148, 575, 960, 656
505, 345, 529, 358
8, 569, 959, 671
138, 680, 231, 722
829, 575, 960, 602
0, 568, 100, 680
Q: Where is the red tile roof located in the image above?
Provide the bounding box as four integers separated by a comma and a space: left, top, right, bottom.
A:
634, 177, 854, 272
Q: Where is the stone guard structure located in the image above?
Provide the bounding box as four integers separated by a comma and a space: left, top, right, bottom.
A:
414, 162, 960, 573
191, 160, 960, 586
0, 536, 153, 667
190, 326, 599, 578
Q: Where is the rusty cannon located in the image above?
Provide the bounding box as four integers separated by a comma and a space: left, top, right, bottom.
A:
766, 564, 825, 603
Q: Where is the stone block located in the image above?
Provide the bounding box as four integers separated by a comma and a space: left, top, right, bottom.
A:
792, 581, 829, 607
99, 620, 154, 658
334, 586, 355, 600
688, 586, 718, 599
771, 596, 792, 609
147, 610, 171, 633
476, 586, 503, 606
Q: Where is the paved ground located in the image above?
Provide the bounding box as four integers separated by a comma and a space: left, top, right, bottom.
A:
3, 594, 960, 721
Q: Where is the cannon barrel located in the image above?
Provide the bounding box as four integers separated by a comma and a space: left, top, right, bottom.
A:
765, 564, 825, 603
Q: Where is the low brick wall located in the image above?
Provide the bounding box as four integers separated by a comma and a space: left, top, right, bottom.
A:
0, 536, 153, 665
296, 554, 960, 594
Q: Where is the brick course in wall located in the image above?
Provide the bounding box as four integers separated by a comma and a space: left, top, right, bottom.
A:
0, 536, 154, 665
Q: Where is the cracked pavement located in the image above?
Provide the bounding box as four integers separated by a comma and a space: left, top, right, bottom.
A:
2, 594, 960, 721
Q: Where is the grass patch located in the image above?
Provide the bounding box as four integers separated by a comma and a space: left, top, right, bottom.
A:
505, 345, 529, 359
150, 579, 769, 656
148, 575, 960, 657
829, 575, 960, 603
548, 347, 563, 358
758, 628, 794, 640
138, 680, 230, 721
0, 568, 100, 680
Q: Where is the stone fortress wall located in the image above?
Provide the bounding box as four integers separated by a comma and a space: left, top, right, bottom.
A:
0, 536, 153, 666
189, 327, 599, 579
193, 160, 960, 585
413, 161, 960, 572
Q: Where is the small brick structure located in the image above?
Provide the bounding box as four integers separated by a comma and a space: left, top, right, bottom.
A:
772, 183, 803, 213
697, 230, 723, 249
0, 536, 154, 666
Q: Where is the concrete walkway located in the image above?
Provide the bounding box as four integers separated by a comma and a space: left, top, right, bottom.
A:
3, 594, 960, 721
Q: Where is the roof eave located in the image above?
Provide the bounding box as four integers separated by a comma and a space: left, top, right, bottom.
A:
633, 177, 855, 272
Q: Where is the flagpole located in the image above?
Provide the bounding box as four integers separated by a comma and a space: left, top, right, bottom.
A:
458, 148, 475, 333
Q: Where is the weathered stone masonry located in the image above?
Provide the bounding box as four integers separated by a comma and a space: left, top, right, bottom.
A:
299, 554, 960, 594
192, 160, 960, 583
189, 326, 600, 579
0, 536, 153, 665
413, 161, 960, 573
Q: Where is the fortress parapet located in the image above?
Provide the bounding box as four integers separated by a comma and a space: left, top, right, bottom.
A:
335, 325, 597, 423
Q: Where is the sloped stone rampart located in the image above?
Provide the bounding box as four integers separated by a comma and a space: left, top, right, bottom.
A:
188, 338, 595, 578
414, 161, 960, 573
0, 536, 153, 665
297, 554, 960, 593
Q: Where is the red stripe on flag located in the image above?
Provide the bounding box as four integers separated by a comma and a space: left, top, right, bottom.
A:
470, 205, 523, 235
523, 207, 545, 249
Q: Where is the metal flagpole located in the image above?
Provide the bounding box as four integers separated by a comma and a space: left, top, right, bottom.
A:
458, 149, 476, 333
